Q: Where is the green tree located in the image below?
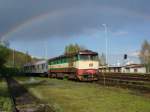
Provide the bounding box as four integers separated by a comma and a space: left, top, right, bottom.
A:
6, 50, 33, 68
139, 40, 150, 73
64, 44, 86, 69
64, 44, 85, 55
0, 42, 10, 69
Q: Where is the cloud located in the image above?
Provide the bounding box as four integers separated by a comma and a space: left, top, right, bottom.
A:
0, 0, 150, 41
112, 31, 128, 36
128, 51, 140, 57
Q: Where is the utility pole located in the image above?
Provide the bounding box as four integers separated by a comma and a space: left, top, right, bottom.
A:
44, 41, 48, 60
26, 51, 28, 63
13, 48, 15, 68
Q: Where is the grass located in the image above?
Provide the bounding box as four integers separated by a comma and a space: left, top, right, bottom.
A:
0, 77, 12, 112
15, 76, 150, 112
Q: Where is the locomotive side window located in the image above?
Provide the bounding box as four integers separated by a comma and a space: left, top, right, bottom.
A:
62, 58, 66, 63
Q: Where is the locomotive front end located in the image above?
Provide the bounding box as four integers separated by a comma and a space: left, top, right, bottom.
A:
76, 50, 99, 81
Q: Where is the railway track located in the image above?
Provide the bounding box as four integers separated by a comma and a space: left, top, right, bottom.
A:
6, 77, 54, 112
97, 73, 150, 93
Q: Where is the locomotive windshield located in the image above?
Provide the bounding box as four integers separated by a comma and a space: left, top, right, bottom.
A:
79, 54, 98, 61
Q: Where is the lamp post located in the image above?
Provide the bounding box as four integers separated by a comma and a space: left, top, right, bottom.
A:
102, 24, 108, 86
13, 48, 15, 68
102, 24, 108, 67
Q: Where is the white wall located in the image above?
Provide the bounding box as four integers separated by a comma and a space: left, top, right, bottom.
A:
121, 67, 146, 73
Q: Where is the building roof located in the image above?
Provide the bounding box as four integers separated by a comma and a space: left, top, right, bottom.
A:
124, 64, 144, 68
99, 65, 122, 69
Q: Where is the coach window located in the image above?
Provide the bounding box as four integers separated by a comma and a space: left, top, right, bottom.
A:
49, 61, 51, 65
42, 64, 44, 69
54, 60, 56, 64
63, 58, 65, 63
51, 60, 54, 64
58, 59, 61, 64
61, 58, 63, 63
60, 59, 62, 63
55, 60, 57, 64
56, 60, 59, 64
64, 58, 67, 63
62, 58, 66, 63
51, 61, 54, 65
60, 58, 62, 63
57, 60, 59, 64
53, 60, 55, 64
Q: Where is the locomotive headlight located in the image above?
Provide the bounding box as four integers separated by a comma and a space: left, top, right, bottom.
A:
89, 63, 93, 67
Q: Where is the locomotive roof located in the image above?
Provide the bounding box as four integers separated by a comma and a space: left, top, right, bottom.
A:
48, 50, 98, 61
78, 50, 98, 55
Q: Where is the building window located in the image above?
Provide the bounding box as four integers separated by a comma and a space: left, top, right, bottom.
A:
134, 69, 138, 73
126, 68, 130, 72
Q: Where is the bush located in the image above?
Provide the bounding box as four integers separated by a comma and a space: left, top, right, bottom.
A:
0, 67, 22, 77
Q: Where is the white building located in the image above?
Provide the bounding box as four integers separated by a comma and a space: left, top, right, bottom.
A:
99, 64, 146, 73
99, 65, 122, 73
122, 64, 146, 73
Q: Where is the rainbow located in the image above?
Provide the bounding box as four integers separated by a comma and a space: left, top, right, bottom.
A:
1, 10, 62, 41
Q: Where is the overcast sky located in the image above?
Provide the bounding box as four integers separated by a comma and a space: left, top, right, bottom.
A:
0, 0, 150, 65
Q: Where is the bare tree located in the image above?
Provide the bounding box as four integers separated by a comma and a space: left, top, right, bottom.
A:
99, 53, 106, 65
139, 40, 150, 73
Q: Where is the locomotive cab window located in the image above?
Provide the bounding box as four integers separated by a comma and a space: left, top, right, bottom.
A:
79, 55, 90, 60
91, 55, 98, 61
79, 54, 98, 61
